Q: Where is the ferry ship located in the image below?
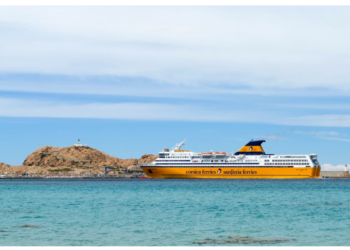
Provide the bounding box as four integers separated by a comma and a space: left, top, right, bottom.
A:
139, 140, 321, 179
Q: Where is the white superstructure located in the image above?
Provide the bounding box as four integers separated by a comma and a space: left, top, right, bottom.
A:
140, 139, 320, 169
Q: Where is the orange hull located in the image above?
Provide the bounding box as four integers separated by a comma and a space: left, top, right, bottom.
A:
141, 166, 321, 179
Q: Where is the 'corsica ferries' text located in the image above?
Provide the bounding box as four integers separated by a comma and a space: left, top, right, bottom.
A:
186, 169, 257, 175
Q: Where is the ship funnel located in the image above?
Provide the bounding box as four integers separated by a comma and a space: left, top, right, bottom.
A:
235, 140, 266, 155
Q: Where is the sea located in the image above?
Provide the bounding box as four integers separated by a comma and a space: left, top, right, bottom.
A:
1, 178, 350, 246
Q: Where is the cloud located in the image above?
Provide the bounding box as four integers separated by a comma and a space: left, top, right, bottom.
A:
2, 74, 348, 100
278, 104, 350, 110
0, 73, 267, 100
1, 97, 350, 129
317, 136, 350, 142
257, 135, 283, 140
322, 164, 349, 171
286, 129, 350, 142
281, 115, 350, 127
289, 130, 339, 137
1, 7, 350, 96
0, 97, 269, 122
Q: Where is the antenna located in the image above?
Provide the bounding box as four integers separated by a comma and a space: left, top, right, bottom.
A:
174, 139, 186, 150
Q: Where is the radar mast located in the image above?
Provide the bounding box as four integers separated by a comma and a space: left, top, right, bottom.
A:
174, 139, 186, 150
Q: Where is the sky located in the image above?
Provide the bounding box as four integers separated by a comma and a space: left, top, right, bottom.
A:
0, 6, 349, 170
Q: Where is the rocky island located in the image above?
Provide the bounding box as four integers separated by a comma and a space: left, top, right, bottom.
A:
0, 141, 158, 178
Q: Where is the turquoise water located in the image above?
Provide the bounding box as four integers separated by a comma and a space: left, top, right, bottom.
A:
1, 179, 350, 246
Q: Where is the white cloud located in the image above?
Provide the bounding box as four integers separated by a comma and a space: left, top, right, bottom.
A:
0, 97, 269, 122
289, 130, 339, 137
322, 164, 349, 171
286, 129, 350, 142
2, 97, 350, 128
1, 79, 346, 100
281, 115, 350, 127
317, 136, 350, 142
257, 135, 283, 140
278, 104, 350, 110
1, 7, 350, 95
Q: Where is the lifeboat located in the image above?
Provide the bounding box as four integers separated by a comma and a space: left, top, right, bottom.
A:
215, 152, 226, 155
201, 152, 212, 155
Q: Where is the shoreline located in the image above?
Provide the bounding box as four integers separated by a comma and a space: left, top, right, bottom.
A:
2, 176, 350, 180
0, 176, 145, 180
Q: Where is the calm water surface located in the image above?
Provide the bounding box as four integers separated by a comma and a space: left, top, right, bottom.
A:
0, 178, 350, 246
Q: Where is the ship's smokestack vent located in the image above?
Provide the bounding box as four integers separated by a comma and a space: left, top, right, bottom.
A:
235, 140, 266, 155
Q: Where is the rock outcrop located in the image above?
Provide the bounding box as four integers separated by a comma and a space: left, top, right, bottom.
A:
23, 145, 138, 168
0, 162, 9, 168
0, 147, 159, 177
0, 162, 10, 175
138, 154, 159, 164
